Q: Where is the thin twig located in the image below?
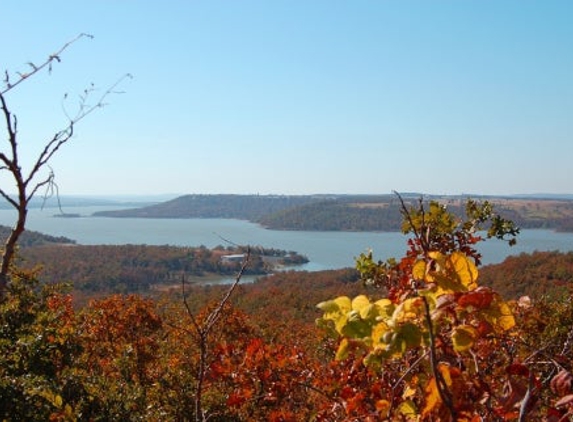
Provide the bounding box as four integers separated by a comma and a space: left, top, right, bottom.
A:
180, 248, 251, 422
394, 191, 429, 255
1, 33, 93, 95
422, 296, 457, 420
204, 247, 251, 333
0, 52, 131, 297
518, 371, 535, 422
388, 350, 431, 415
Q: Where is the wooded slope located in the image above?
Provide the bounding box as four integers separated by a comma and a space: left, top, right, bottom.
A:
92, 194, 573, 232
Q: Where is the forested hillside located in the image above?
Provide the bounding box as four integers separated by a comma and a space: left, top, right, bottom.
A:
18, 244, 308, 298
13, 235, 573, 303
93, 194, 323, 220
258, 197, 404, 231
93, 194, 573, 232
480, 250, 573, 299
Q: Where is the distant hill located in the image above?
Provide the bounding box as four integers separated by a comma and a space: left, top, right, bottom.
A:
93, 194, 325, 220
257, 196, 404, 231
92, 193, 573, 232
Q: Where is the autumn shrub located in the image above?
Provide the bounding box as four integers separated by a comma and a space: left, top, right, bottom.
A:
4, 199, 573, 421
316, 199, 573, 420
0, 271, 81, 421
73, 294, 164, 420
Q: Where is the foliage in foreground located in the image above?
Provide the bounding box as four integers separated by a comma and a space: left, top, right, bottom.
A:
317, 199, 573, 420
2, 200, 573, 420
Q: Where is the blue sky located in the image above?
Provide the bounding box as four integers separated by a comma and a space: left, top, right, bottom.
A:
1, 1, 572, 196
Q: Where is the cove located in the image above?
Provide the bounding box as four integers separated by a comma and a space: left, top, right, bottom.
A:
0, 205, 572, 271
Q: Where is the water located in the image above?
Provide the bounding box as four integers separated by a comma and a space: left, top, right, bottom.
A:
1, 205, 572, 271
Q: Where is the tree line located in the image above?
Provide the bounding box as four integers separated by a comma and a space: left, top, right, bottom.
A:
17, 244, 308, 297
93, 194, 573, 232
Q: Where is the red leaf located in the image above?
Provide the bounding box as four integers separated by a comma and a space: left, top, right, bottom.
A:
457, 287, 494, 309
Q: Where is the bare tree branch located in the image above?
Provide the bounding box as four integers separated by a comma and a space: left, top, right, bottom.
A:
1, 33, 93, 95
180, 248, 251, 422
0, 36, 130, 298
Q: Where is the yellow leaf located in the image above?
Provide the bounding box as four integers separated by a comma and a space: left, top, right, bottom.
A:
334, 296, 352, 313
374, 298, 395, 320
495, 301, 516, 331
371, 321, 391, 347
334, 313, 349, 335
429, 251, 446, 270
316, 299, 337, 313
392, 297, 423, 325
402, 385, 417, 399
452, 324, 478, 352
422, 364, 452, 417
422, 377, 441, 417
482, 296, 516, 332
352, 295, 370, 312
335, 338, 350, 360
359, 304, 377, 320
412, 260, 427, 281
449, 252, 478, 290
397, 399, 418, 417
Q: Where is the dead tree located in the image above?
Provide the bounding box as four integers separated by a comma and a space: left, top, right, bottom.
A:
0, 33, 131, 298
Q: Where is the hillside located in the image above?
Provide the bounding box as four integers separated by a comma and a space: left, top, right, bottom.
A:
18, 244, 308, 297
93, 194, 324, 220
480, 250, 573, 299
92, 194, 573, 232
0, 225, 75, 247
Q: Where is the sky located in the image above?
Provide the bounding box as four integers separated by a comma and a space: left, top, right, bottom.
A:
1, 1, 572, 197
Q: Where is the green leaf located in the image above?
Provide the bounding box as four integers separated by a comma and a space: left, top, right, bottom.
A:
317, 296, 351, 314
335, 338, 350, 360
316, 299, 339, 313
452, 325, 478, 352
397, 399, 418, 417
341, 318, 371, 339
398, 322, 423, 349
374, 298, 395, 320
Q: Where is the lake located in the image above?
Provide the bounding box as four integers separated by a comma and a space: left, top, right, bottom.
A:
1, 205, 573, 271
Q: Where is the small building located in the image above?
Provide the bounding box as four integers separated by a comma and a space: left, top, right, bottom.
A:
220, 253, 246, 264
